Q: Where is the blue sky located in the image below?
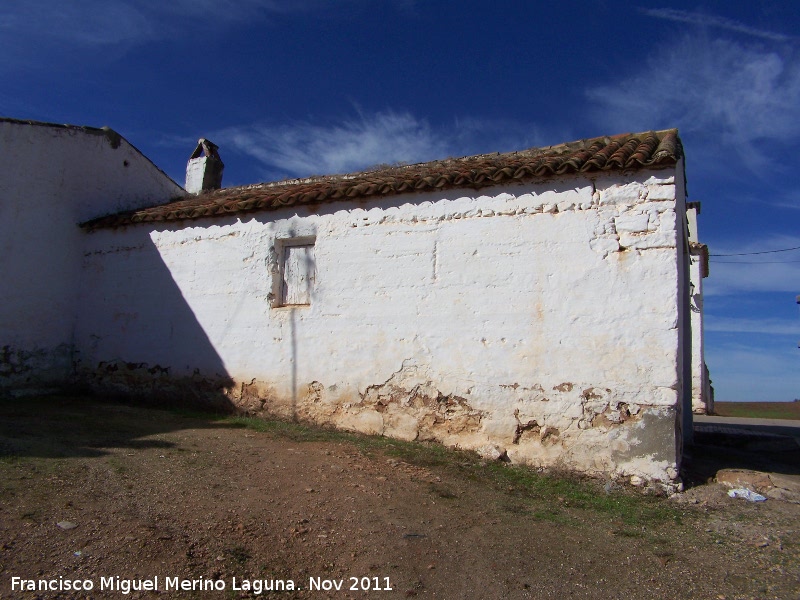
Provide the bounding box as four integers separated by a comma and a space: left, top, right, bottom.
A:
2, 1, 798, 402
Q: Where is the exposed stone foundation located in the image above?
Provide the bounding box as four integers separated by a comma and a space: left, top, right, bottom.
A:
79, 359, 683, 493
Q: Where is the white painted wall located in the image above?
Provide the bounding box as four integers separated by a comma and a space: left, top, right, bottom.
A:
686, 205, 712, 414
0, 120, 183, 390
689, 250, 711, 414
675, 165, 693, 449
77, 167, 688, 488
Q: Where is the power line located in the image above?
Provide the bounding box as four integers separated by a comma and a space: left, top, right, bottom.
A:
710, 259, 800, 264
710, 245, 800, 257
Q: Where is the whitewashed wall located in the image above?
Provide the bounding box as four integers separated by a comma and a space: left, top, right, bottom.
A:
687, 205, 712, 415
77, 167, 689, 488
0, 121, 183, 391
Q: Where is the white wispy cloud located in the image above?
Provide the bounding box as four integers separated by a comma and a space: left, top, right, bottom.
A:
730, 189, 800, 211
708, 234, 800, 257
640, 8, 794, 43
212, 111, 544, 180
0, 0, 361, 69
706, 262, 800, 295
217, 112, 448, 179
0, 1, 155, 46
771, 190, 800, 210
138, 0, 339, 23
705, 316, 800, 335
586, 35, 800, 168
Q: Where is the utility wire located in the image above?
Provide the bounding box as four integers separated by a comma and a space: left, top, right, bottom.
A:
710, 245, 800, 257
710, 259, 800, 264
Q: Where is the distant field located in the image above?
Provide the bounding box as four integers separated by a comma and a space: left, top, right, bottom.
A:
714, 401, 800, 420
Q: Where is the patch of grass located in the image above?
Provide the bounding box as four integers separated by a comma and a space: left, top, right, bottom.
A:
215, 415, 456, 468
106, 456, 128, 474
531, 508, 572, 525
376, 439, 456, 468
429, 484, 458, 499
222, 413, 682, 529
220, 415, 463, 468
0, 395, 186, 458
473, 461, 680, 528
219, 416, 345, 443
0, 452, 20, 465
2, 396, 687, 537
224, 545, 251, 565
20, 510, 40, 522
612, 528, 643, 538
500, 502, 530, 515
714, 401, 800, 420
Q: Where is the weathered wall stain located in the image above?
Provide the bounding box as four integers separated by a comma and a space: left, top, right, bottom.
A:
578, 387, 640, 428
1, 345, 34, 378
82, 361, 236, 411
512, 410, 540, 444
328, 361, 486, 444
0, 344, 73, 391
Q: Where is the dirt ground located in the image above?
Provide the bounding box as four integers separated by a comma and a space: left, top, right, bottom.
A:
0, 396, 798, 600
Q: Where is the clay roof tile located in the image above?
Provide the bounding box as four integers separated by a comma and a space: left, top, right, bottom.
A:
82, 129, 682, 229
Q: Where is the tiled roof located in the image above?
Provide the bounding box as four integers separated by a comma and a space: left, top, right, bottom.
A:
83, 129, 682, 229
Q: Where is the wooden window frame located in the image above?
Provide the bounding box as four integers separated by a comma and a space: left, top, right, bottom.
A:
271, 236, 316, 308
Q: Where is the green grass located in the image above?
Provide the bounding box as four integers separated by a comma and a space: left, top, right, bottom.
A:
20, 509, 41, 522
219, 415, 345, 442
218, 414, 681, 529
0, 397, 684, 534
223, 545, 251, 565
714, 401, 800, 420
106, 456, 129, 474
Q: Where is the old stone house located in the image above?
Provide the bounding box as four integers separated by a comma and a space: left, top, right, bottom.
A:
1, 117, 711, 490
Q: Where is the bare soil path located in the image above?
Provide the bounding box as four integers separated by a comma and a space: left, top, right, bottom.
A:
0, 396, 798, 599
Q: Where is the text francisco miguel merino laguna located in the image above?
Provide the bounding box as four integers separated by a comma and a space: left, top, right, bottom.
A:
11, 575, 394, 594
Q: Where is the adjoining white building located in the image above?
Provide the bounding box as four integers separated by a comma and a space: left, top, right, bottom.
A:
0, 118, 183, 391
2, 119, 710, 490
686, 202, 713, 415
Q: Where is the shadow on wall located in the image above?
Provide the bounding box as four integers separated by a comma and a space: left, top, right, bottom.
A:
75, 225, 236, 413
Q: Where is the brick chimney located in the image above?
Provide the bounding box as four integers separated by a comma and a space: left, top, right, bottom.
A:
185, 139, 224, 194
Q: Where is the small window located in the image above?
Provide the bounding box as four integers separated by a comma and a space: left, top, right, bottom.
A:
280, 241, 316, 306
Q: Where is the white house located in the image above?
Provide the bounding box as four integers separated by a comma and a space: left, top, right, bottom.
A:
2, 120, 708, 490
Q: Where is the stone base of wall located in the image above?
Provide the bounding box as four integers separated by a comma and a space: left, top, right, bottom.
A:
77, 360, 683, 494
0, 344, 74, 396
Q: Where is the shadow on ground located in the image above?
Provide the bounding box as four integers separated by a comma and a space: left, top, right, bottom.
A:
686, 419, 800, 487
0, 394, 236, 459
7, 394, 800, 480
